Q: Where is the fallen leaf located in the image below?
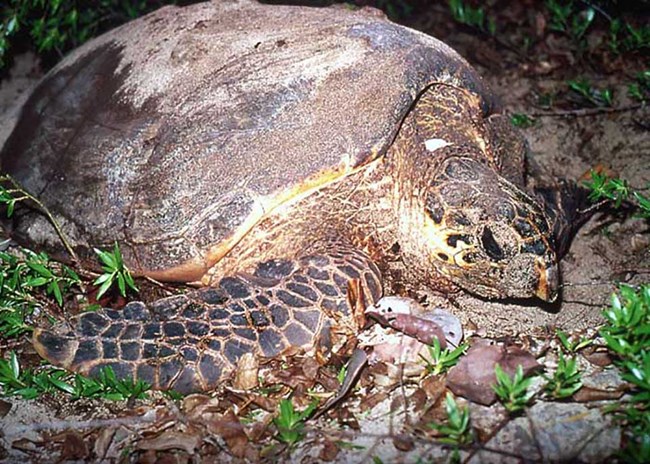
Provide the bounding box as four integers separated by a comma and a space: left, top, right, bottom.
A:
582, 347, 613, 367
233, 352, 259, 390
573, 386, 625, 402
393, 433, 414, 451
0, 399, 11, 418
136, 430, 200, 454
93, 427, 117, 461
421, 376, 446, 403
319, 438, 340, 461
208, 410, 250, 459
60, 431, 89, 460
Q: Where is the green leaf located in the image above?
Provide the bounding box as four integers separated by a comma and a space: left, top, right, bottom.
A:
50, 280, 63, 306
93, 272, 113, 285
117, 273, 126, 297
94, 248, 117, 269
24, 276, 48, 287
10, 351, 19, 379
96, 277, 114, 300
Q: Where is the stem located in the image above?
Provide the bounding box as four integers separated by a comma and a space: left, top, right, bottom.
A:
1, 175, 80, 264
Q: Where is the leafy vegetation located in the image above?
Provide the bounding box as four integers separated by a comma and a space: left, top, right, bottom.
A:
0, 0, 172, 69
493, 364, 535, 414
546, 0, 595, 45
448, 0, 496, 35
567, 79, 613, 107
556, 329, 593, 354
510, 113, 536, 128
583, 170, 650, 219
429, 392, 472, 462
543, 351, 583, 399
273, 398, 317, 447
0, 352, 150, 401
609, 19, 650, 54
94, 243, 138, 299
628, 70, 650, 102
0, 248, 80, 338
599, 285, 650, 462
421, 339, 468, 376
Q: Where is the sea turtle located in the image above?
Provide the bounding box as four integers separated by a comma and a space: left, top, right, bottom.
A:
1, 1, 582, 393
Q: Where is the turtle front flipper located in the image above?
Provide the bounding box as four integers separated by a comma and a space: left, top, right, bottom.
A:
33, 246, 383, 394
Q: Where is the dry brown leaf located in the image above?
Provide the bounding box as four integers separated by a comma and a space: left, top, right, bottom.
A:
421, 376, 446, 403
582, 347, 613, 367
136, 430, 200, 454
319, 438, 341, 461
208, 410, 249, 459
393, 433, 415, 452
233, 352, 259, 390
0, 399, 11, 418
60, 431, 89, 460
93, 427, 117, 460
301, 356, 321, 380
572, 386, 625, 402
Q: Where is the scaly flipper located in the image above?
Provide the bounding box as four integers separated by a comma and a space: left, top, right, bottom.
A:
33, 246, 382, 393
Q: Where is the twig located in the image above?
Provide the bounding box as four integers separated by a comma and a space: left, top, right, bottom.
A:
527, 104, 644, 118
0, 174, 80, 264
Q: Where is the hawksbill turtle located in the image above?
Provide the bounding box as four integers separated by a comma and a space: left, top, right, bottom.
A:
0, 1, 585, 393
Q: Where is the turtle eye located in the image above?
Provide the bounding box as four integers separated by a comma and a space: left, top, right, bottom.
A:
481, 227, 505, 261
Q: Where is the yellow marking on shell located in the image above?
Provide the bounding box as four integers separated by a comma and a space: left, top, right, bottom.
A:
143, 152, 387, 285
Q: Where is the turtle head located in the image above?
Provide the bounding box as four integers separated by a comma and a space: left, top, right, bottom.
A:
419, 156, 558, 302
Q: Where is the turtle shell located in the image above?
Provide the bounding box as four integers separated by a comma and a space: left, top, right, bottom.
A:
1, 0, 497, 281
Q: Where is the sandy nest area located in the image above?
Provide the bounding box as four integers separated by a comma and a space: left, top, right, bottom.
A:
0, 1, 648, 463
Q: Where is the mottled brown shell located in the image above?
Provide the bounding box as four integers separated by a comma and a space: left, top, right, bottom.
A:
1, 0, 496, 280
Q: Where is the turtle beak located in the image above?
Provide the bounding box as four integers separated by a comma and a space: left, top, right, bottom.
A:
535, 260, 559, 302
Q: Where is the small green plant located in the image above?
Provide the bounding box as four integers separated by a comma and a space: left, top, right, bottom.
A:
0, 1, 169, 69
610, 19, 650, 54
0, 351, 77, 399
94, 243, 138, 299
628, 70, 650, 103
66, 366, 150, 401
421, 339, 468, 376
448, 0, 496, 35
429, 392, 472, 459
0, 352, 150, 401
510, 113, 536, 128
598, 284, 650, 461
545, 0, 595, 45
337, 363, 347, 384
0, 249, 80, 338
273, 398, 317, 447
543, 351, 582, 399
556, 330, 593, 353
583, 170, 650, 219
493, 364, 535, 414
600, 285, 649, 364
567, 79, 613, 107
